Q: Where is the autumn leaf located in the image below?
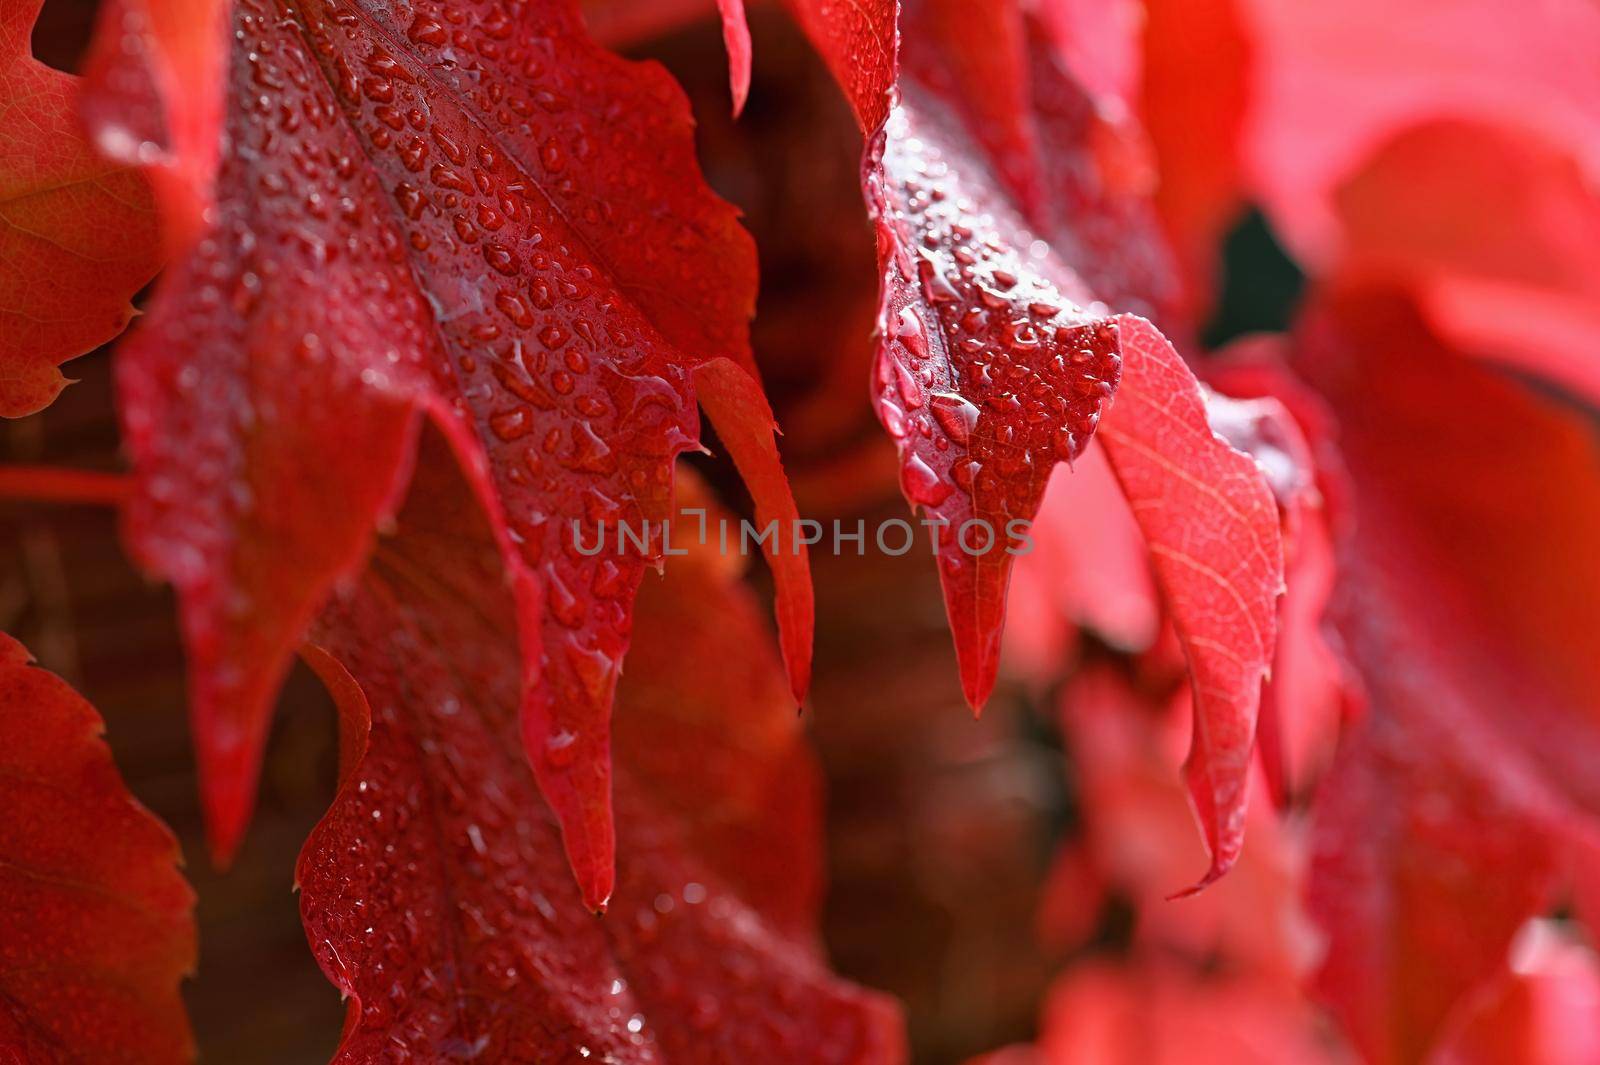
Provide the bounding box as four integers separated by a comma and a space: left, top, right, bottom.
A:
761, 0, 1284, 887
1095, 317, 1282, 890
1206, 345, 1353, 807
862, 88, 1125, 710
1045, 666, 1312, 977
91, 0, 810, 911
1240, 0, 1600, 264
785, 0, 1183, 708
0, 0, 160, 418
0, 632, 195, 1064
1330, 119, 1600, 409
1287, 287, 1600, 1063
13, 0, 1600, 1058
297, 436, 903, 1063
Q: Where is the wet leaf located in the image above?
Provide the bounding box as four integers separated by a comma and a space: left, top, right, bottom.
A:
799, 0, 1183, 708
297, 438, 902, 1063
93, 0, 808, 910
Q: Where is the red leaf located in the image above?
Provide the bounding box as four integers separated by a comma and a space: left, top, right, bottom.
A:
1096, 317, 1283, 890
1331, 119, 1600, 410
783, 0, 1281, 880
1293, 287, 1600, 1063
1048, 666, 1312, 975
1240, 0, 1600, 264
0, 633, 195, 1063
716, 0, 752, 116
864, 91, 1122, 707
95, 0, 809, 909
780, 0, 897, 134
297, 437, 904, 1063
849, 0, 1182, 708
0, 0, 160, 417
81, 0, 227, 241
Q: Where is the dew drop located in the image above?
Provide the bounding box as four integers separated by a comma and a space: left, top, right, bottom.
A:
929, 392, 979, 445
893, 306, 929, 360
546, 729, 579, 768
901, 453, 952, 506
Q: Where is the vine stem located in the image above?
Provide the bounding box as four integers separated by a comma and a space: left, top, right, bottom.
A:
0, 466, 132, 507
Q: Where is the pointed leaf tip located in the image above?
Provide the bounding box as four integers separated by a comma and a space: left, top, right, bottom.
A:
717, 0, 753, 117
1099, 316, 1282, 892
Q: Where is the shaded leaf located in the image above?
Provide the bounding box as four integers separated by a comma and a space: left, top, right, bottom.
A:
1332, 119, 1600, 409
1293, 288, 1600, 1063
1241, 0, 1600, 263
297, 437, 903, 1063
0, 632, 195, 1064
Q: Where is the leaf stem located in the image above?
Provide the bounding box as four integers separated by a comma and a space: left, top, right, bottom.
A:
0, 467, 132, 507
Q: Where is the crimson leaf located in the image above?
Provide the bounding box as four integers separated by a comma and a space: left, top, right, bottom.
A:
1292, 287, 1600, 1062
297, 438, 903, 1062
89, 0, 810, 911
777, 0, 1284, 885
0, 633, 195, 1063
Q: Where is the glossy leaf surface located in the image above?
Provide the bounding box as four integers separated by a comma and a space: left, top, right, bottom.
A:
98, 0, 807, 911
297, 441, 902, 1063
